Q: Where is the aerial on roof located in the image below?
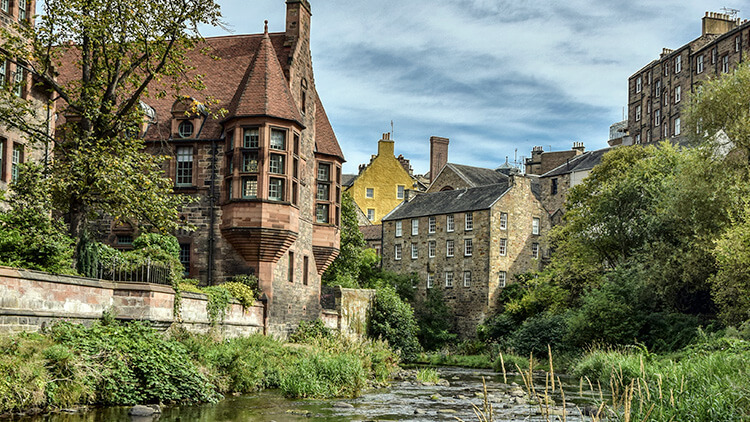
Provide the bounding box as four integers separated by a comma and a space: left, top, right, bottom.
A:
384, 182, 511, 221
541, 148, 611, 178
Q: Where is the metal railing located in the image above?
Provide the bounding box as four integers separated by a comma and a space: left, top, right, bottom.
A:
95, 257, 172, 285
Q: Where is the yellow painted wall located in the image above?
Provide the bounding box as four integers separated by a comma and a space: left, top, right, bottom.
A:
346, 139, 415, 224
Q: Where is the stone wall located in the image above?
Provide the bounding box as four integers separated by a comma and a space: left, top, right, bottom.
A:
0, 266, 264, 336
321, 286, 375, 338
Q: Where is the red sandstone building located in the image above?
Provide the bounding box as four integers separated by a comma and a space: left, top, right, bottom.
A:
60, 0, 344, 335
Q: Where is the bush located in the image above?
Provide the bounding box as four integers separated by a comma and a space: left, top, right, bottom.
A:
280, 352, 366, 398
477, 313, 518, 344
511, 313, 568, 358
415, 288, 457, 351
369, 287, 422, 361
289, 319, 333, 343
493, 352, 531, 373
221, 282, 258, 309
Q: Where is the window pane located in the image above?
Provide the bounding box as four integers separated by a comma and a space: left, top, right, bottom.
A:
176, 146, 193, 186
244, 128, 259, 148
317, 183, 329, 201
242, 151, 258, 172
318, 163, 330, 181
269, 178, 284, 201
242, 176, 257, 198
270, 129, 286, 150
316, 204, 329, 223
397, 185, 405, 199
269, 154, 284, 174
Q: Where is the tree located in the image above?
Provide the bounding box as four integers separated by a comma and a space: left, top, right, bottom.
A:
322, 192, 368, 287
0, 0, 222, 259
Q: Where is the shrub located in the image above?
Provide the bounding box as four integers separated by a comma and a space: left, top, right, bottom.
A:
280, 352, 367, 398
201, 286, 232, 326
493, 352, 531, 373
221, 282, 258, 309
289, 319, 333, 343
477, 313, 518, 344
415, 288, 457, 351
369, 287, 422, 361
511, 313, 568, 358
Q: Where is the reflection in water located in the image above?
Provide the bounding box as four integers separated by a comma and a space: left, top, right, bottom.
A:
9, 367, 604, 422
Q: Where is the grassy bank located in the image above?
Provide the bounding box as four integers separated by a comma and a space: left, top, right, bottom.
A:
0, 320, 398, 414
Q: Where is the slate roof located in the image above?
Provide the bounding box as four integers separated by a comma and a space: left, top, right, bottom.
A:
359, 224, 382, 241
541, 148, 611, 178
383, 182, 511, 221
441, 163, 509, 187
342, 174, 358, 187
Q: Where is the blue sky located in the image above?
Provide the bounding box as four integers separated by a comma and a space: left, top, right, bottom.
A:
202, 0, 742, 174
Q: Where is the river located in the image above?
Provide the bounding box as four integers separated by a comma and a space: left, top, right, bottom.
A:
8, 367, 606, 422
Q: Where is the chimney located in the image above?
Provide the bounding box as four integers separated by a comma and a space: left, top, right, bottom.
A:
429, 136, 449, 183
572, 142, 585, 154
285, 1, 312, 49
702, 11, 741, 36
377, 133, 395, 157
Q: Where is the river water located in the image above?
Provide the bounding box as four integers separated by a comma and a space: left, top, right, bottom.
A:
10, 367, 605, 422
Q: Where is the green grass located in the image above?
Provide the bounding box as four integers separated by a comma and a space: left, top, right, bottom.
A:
417, 353, 493, 368
416, 367, 440, 384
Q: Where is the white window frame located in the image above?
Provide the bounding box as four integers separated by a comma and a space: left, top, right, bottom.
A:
465, 212, 473, 231
428, 240, 436, 258
499, 271, 507, 288
427, 273, 434, 289
675, 117, 681, 136
18, 0, 26, 21
175, 146, 193, 187
446, 214, 455, 232
445, 272, 454, 288
411, 243, 418, 259
500, 212, 507, 230
655, 109, 661, 126
532, 217, 540, 235
697, 55, 704, 74
736, 35, 741, 52
394, 244, 402, 260
499, 238, 507, 257
532, 243, 539, 259
655, 80, 661, 98
411, 219, 419, 235
464, 239, 473, 256
722, 55, 729, 73
397, 185, 405, 199
395, 221, 402, 237
446, 240, 454, 257
635, 76, 642, 93
712, 47, 717, 64
367, 208, 375, 221
366, 187, 374, 198
675, 55, 682, 73
0, 0, 8, 14
428, 216, 436, 233
663, 122, 669, 138
463, 271, 471, 288
635, 105, 641, 121
674, 86, 681, 104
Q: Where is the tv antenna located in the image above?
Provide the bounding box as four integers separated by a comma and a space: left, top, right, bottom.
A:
721, 7, 740, 18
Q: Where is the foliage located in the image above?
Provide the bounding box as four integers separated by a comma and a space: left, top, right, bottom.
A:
280, 352, 367, 398
414, 288, 457, 351
322, 192, 368, 287
201, 286, 232, 326
289, 319, 333, 343
0, 163, 75, 274
415, 367, 440, 384
511, 313, 568, 358
368, 286, 422, 361
477, 314, 517, 344
0, 0, 222, 267
419, 353, 494, 369
711, 203, 750, 326
361, 269, 419, 303
220, 282, 258, 309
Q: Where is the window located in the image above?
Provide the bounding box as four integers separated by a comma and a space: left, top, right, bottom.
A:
499, 271, 507, 288
0, 0, 7, 14
552, 176, 560, 195
532, 217, 540, 235
242, 176, 258, 198
13, 66, 23, 97
736, 35, 741, 52
674, 117, 681, 136
288, 252, 294, 282
655, 80, 661, 98
0, 60, 5, 84
499, 238, 507, 256
243, 128, 259, 148
429, 216, 436, 233
647, 130, 652, 143
316, 204, 330, 223
446, 240, 454, 257
532, 243, 539, 259
116, 235, 133, 246
697, 55, 704, 74
411, 219, 419, 235
464, 239, 473, 256
674, 55, 682, 73
635, 105, 641, 121
465, 212, 473, 231
411, 243, 418, 259
0, 138, 4, 178
270, 129, 286, 150
18, 0, 26, 21
10, 144, 22, 182
635, 76, 642, 93
269, 154, 284, 174
303, 256, 309, 285
646, 100, 651, 114
663, 123, 669, 138
394, 244, 402, 260
655, 109, 661, 126
397, 185, 405, 199
269, 178, 284, 201
428, 240, 436, 258
175, 146, 193, 187
712, 47, 717, 64
317, 182, 329, 201
635, 134, 641, 144
722, 55, 729, 73
674, 86, 681, 103
367, 208, 375, 221
463, 271, 471, 288
395, 221, 402, 237
427, 273, 434, 289
242, 151, 258, 172
318, 163, 330, 181
178, 120, 193, 138
179, 243, 191, 276
446, 214, 455, 232
445, 272, 454, 288
663, 64, 668, 77
366, 188, 374, 198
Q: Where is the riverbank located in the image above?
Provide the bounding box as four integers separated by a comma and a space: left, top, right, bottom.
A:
0, 319, 398, 416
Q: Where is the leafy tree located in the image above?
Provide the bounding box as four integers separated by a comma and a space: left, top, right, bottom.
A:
368, 287, 421, 361
0, 0, 222, 263
323, 192, 368, 287
0, 163, 74, 273
414, 289, 457, 351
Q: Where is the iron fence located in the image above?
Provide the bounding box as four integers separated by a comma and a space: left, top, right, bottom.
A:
95, 257, 172, 285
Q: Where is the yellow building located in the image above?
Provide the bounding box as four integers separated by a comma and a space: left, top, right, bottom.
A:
344, 133, 421, 224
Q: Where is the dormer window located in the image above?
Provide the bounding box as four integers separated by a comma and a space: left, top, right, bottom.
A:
178, 120, 194, 138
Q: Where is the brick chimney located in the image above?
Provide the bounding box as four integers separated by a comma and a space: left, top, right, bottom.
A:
572, 141, 585, 154
285, 0, 312, 50
429, 136, 449, 183
702, 11, 741, 36
377, 132, 395, 157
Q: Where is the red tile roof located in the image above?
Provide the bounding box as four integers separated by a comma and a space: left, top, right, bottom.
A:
359, 224, 382, 241
314, 95, 344, 159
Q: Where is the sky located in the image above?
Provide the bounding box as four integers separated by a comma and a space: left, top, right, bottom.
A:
199, 0, 743, 175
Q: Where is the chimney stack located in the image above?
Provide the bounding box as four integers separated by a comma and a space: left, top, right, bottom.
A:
572, 142, 585, 154
377, 132, 395, 157
429, 136, 449, 183
702, 11, 741, 36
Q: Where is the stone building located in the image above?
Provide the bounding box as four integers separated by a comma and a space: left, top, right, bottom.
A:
524, 143, 585, 175
343, 133, 424, 223
57, 0, 345, 335
381, 176, 549, 336
627, 11, 750, 145
0, 0, 51, 192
